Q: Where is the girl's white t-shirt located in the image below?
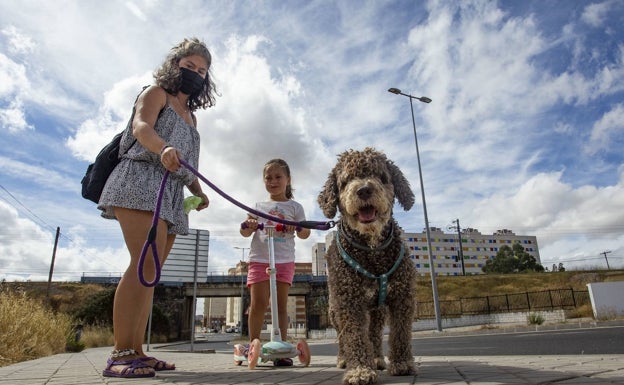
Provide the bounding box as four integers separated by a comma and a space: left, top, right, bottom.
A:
247, 200, 306, 264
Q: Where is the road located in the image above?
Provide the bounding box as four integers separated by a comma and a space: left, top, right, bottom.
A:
410, 325, 624, 355
159, 324, 624, 358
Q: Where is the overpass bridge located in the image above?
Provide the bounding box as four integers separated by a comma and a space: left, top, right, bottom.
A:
180, 274, 327, 297
81, 274, 328, 297
81, 274, 329, 338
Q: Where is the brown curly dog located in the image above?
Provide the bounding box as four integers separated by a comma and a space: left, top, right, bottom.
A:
318, 147, 417, 385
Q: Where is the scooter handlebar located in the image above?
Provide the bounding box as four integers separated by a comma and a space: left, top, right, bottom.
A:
240, 222, 302, 232
274, 223, 303, 232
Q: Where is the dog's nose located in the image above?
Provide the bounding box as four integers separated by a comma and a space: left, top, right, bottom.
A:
357, 186, 372, 200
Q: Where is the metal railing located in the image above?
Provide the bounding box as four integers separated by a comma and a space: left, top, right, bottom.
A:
416, 288, 590, 318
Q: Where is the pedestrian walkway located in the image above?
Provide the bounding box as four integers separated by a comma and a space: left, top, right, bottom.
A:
0, 342, 622, 384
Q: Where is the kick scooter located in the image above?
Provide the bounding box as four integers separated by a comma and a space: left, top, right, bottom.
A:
233, 223, 311, 368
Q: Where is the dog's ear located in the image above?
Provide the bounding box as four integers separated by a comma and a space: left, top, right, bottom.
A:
387, 160, 415, 211
317, 168, 338, 219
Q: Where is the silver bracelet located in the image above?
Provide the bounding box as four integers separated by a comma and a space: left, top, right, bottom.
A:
110, 348, 137, 358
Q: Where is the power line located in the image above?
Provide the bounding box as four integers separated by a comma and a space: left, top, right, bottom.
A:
0, 184, 56, 233
542, 255, 623, 264
0, 184, 123, 271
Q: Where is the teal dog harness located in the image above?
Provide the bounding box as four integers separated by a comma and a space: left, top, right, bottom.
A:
335, 224, 405, 307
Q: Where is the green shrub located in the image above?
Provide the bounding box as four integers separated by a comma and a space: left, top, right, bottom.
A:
72, 288, 115, 326
527, 313, 545, 325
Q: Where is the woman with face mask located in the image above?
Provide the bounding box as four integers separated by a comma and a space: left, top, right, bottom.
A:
98, 37, 216, 378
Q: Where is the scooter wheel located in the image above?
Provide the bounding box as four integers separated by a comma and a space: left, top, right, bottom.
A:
247, 338, 261, 369
234, 360, 242, 366
296, 339, 311, 367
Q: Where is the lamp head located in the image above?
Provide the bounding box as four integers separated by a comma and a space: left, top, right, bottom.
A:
388, 87, 401, 94
419, 96, 432, 103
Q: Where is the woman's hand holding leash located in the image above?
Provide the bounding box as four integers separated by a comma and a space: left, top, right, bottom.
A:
160, 145, 181, 172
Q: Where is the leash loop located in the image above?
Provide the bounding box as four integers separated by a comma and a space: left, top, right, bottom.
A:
137, 170, 169, 287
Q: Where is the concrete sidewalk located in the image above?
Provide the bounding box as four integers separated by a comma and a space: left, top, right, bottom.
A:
0, 342, 623, 384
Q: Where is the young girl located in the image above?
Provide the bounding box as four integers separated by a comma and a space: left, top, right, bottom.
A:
237, 158, 310, 366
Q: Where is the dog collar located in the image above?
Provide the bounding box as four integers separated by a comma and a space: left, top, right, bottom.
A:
338, 221, 395, 252
335, 229, 405, 307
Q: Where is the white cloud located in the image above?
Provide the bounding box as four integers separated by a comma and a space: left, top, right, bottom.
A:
0, 156, 77, 191
0, 98, 32, 132
1, 25, 36, 55
0, 52, 31, 132
1, 0, 624, 281
581, 1, 612, 28
586, 103, 624, 155
66, 73, 152, 161
0, 199, 128, 281
466, 169, 624, 261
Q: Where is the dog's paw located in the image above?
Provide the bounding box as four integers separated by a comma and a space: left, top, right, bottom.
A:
342, 366, 378, 385
374, 356, 386, 370
337, 356, 347, 369
387, 360, 416, 376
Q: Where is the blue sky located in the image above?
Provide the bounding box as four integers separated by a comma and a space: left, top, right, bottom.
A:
1, 0, 624, 283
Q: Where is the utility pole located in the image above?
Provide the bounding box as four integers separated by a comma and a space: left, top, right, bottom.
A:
450, 219, 465, 276
600, 250, 612, 270
46, 226, 60, 302
190, 229, 200, 352
234, 247, 249, 337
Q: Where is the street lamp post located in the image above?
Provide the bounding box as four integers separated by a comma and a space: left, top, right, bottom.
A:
234, 246, 249, 336
388, 87, 442, 332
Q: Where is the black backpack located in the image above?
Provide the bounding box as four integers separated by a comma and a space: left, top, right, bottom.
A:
80, 86, 148, 203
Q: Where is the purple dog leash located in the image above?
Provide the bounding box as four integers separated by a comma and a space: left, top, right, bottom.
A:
179, 159, 335, 231
137, 170, 169, 287
137, 159, 335, 287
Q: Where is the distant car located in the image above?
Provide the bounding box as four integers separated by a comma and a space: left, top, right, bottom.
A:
225, 326, 237, 333
206, 328, 218, 333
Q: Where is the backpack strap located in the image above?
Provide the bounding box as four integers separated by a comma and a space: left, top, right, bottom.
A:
119, 85, 151, 156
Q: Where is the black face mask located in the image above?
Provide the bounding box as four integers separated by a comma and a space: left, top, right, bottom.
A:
179, 67, 204, 96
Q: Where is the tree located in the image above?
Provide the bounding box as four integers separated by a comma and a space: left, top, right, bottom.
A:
482, 244, 545, 274
557, 262, 565, 272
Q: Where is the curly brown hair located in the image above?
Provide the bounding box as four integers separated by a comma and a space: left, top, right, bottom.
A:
153, 37, 217, 111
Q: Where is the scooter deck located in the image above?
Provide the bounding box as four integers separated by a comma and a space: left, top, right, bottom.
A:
233, 339, 311, 368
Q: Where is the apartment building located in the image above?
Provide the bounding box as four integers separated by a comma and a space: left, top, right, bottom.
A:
314, 227, 540, 276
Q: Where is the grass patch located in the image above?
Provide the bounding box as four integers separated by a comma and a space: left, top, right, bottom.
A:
0, 288, 74, 367
79, 324, 114, 348
565, 304, 593, 319
416, 270, 624, 301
